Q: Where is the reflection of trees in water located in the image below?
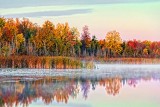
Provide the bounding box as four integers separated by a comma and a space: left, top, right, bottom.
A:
36, 80, 79, 104
80, 77, 99, 99
0, 77, 79, 107
127, 78, 138, 87
0, 76, 155, 107
99, 77, 122, 96
80, 79, 90, 99
34, 78, 79, 104
1, 82, 17, 107
18, 82, 36, 107
0, 82, 39, 107
126, 77, 152, 87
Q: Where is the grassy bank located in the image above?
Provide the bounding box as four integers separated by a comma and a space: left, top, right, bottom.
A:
0, 56, 83, 69
0, 56, 159, 69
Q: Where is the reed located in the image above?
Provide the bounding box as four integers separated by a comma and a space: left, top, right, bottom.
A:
0, 56, 83, 69
84, 61, 95, 69
2, 56, 159, 69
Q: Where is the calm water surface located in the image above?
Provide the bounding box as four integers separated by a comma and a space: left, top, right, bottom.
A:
0, 65, 160, 107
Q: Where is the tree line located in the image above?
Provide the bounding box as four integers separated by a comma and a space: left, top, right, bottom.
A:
0, 17, 160, 58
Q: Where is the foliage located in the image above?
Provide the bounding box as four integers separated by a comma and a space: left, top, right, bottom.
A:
1, 45, 10, 56
0, 17, 160, 60
105, 31, 122, 57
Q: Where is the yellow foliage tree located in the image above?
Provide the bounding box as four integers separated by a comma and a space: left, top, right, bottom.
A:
16, 33, 25, 48
143, 48, 148, 56
106, 31, 122, 57
15, 33, 25, 54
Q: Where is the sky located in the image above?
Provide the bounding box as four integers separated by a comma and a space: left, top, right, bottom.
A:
0, 0, 160, 41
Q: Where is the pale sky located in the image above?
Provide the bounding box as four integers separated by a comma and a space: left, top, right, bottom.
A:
0, 0, 160, 41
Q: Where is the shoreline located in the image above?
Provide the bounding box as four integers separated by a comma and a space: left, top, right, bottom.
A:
0, 56, 160, 70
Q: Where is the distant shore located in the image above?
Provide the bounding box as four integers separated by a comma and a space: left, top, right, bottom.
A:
92, 57, 160, 64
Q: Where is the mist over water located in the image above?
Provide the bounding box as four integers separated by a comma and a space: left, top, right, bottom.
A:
1, 64, 160, 78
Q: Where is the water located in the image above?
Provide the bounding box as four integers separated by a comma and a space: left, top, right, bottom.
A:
0, 64, 160, 107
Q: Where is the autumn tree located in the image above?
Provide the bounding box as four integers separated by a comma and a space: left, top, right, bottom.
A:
105, 31, 122, 57
15, 33, 25, 54
54, 23, 66, 56
0, 17, 5, 38
142, 40, 151, 57
0, 17, 6, 55
19, 18, 37, 41
98, 39, 106, 57
81, 25, 91, 56
54, 23, 71, 56
150, 42, 160, 57
124, 40, 137, 57
2, 18, 18, 55
70, 27, 81, 56
125, 39, 146, 57
2, 18, 18, 42
62, 23, 77, 56
40, 20, 55, 55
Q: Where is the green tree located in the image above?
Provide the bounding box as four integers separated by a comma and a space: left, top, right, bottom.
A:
91, 35, 99, 56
